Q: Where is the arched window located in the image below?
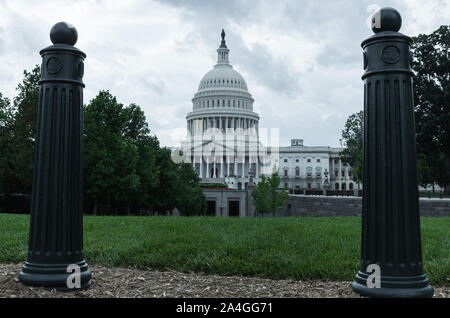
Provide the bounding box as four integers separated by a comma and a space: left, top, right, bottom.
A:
349, 183, 354, 190
295, 167, 300, 177
315, 167, 322, 178
342, 183, 346, 190
306, 167, 313, 178
335, 183, 339, 190
212, 100, 214, 107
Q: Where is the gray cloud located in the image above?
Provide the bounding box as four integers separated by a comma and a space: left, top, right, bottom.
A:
0, 0, 448, 148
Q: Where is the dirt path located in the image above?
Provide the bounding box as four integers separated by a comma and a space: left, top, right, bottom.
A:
0, 263, 448, 298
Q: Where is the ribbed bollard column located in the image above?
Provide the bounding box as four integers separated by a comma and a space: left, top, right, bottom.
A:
19, 22, 91, 290
351, 8, 433, 298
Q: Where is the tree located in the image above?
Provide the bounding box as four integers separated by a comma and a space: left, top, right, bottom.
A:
252, 169, 288, 217
411, 25, 450, 191
0, 93, 14, 194
83, 91, 141, 215
340, 111, 363, 184
151, 147, 180, 213
0, 65, 40, 196
251, 176, 272, 216
176, 162, 206, 216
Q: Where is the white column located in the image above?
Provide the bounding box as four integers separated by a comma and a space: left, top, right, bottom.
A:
242, 157, 245, 178
200, 156, 203, 179
206, 157, 210, 178
256, 158, 259, 178
220, 157, 224, 178
227, 156, 230, 177
213, 157, 216, 178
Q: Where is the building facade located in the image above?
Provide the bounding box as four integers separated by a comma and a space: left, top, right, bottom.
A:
185, 30, 261, 190
272, 139, 361, 192
184, 31, 359, 192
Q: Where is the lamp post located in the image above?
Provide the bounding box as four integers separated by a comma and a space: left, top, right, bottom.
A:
352, 8, 434, 298
18, 22, 91, 291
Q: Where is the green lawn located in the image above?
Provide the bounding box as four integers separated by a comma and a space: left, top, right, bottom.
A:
0, 214, 448, 285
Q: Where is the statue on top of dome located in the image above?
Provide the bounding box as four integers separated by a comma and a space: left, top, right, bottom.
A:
220, 29, 227, 48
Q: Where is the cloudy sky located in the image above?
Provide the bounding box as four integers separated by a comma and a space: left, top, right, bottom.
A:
0, 0, 448, 148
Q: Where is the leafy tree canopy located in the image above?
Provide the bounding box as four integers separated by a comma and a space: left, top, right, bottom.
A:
411, 25, 450, 189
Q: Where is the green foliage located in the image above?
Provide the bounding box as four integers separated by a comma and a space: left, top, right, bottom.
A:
0, 65, 40, 196
340, 111, 363, 183
411, 25, 450, 190
1, 214, 448, 285
83, 90, 205, 215
0, 69, 206, 215
200, 183, 229, 188
252, 171, 288, 216
176, 163, 207, 216
0, 93, 14, 194
84, 91, 142, 215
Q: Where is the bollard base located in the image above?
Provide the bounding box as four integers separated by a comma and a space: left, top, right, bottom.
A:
352, 271, 434, 298
19, 260, 91, 291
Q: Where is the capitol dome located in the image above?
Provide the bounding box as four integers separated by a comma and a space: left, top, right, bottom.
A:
186, 29, 259, 133
198, 66, 248, 91
185, 29, 262, 190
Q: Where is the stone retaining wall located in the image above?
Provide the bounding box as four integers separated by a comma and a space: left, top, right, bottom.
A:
284, 195, 450, 217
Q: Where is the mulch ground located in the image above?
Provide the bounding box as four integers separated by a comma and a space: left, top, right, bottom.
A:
0, 263, 448, 298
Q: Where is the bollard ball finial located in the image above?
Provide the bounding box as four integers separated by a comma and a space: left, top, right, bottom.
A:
371, 7, 402, 33
50, 22, 78, 46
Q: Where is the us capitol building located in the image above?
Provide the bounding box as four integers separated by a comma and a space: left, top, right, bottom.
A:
184, 30, 359, 192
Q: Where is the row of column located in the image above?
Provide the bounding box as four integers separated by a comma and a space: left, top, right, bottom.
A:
187, 117, 258, 135
193, 156, 260, 179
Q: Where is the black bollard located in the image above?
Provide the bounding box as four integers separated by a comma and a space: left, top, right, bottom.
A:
351, 8, 434, 298
19, 22, 91, 290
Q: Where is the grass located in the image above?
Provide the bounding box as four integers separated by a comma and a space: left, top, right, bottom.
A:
0, 214, 448, 285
